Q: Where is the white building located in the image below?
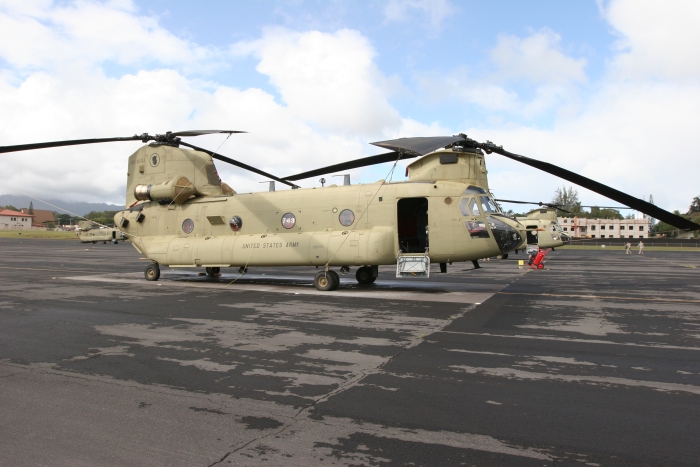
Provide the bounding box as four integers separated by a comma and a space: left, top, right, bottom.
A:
0, 209, 34, 230
558, 217, 650, 239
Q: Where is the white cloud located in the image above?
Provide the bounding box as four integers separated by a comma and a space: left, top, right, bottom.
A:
417, 29, 587, 119
603, 0, 700, 81
0, 0, 218, 72
0, 3, 411, 205
490, 29, 587, 85
233, 28, 401, 136
468, 79, 700, 213
1, 0, 697, 219
383, 0, 456, 29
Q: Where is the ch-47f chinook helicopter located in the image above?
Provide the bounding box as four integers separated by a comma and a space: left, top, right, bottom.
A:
76, 220, 126, 244
2, 131, 698, 291
493, 201, 570, 254
515, 208, 569, 253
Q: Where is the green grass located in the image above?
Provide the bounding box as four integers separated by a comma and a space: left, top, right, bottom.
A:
559, 245, 700, 252
0, 230, 80, 240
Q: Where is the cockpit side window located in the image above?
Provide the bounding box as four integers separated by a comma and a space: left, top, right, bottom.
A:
459, 197, 482, 216
459, 198, 471, 216
469, 198, 481, 216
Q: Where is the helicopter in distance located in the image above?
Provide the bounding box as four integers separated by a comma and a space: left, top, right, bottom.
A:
2, 131, 698, 291
76, 220, 126, 244
493, 201, 570, 254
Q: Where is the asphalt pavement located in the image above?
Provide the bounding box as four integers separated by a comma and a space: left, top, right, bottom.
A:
0, 238, 699, 466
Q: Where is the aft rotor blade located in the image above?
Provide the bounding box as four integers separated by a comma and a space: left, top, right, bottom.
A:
0, 130, 247, 154
483, 144, 700, 231
371, 136, 467, 156
0, 136, 146, 153
179, 141, 299, 189
283, 151, 414, 181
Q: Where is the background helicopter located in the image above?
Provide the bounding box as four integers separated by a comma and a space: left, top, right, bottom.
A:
494, 200, 571, 254
76, 220, 126, 244
2, 131, 698, 291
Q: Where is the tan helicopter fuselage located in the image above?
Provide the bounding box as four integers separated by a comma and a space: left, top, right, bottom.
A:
516, 208, 567, 251
76, 220, 125, 243
78, 228, 125, 243
116, 144, 524, 269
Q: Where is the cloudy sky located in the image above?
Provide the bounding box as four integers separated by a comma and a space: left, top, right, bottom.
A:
1, 0, 698, 213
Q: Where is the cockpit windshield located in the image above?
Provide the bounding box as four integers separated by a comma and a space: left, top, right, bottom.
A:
479, 196, 500, 214
459, 195, 501, 216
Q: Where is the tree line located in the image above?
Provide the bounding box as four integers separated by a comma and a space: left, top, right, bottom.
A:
0, 205, 119, 228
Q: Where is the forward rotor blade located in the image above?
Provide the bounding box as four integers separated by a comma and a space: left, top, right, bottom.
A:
283, 151, 413, 181
495, 199, 572, 214
179, 141, 299, 189
495, 199, 545, 205
0, 136, 146, 153
171, 130, 246, 137
483, 143, 700, 231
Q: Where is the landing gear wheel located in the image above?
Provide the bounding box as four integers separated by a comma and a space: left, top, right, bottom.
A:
356, 266, 376, 285
92, 241, 96, 244
314, 270, 339, 291
145, 263, 160, 281
327, 270, 339, 290
501, 254, 508, 259
205, 267, 220, 277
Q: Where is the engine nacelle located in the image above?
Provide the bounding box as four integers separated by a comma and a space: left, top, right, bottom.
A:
134, 175, 196, 204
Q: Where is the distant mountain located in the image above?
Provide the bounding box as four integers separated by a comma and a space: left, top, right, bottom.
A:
0, 195, 122, 216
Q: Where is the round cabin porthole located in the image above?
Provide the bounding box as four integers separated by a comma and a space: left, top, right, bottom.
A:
281, 212, 296, 229
338, 209, 355, 227
182, 218, 194, 234
229, 216, 242, 231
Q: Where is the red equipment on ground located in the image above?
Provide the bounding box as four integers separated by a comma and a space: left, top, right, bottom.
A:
527, 248, 551, 270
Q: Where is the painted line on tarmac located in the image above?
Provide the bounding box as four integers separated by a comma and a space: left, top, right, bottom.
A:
498, 291, 700, 304
438, 331, 700, 352
64, 274, 495, 304
0, 265, 94, 273
451, 365, 700, 395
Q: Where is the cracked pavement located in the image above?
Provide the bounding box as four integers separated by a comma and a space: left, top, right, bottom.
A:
1, 238, 699, 466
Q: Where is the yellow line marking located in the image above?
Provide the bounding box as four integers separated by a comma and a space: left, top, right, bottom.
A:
497, 291, 700, 304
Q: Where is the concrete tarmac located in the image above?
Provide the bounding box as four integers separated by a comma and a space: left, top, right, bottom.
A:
0, 238, 699, 466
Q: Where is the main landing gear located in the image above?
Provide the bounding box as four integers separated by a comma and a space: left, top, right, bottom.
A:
355, 266, 377, 285
314, 270, 339, 291
314, 265, 378, 291
205, 267, 220, 277
144, 263, 160, 281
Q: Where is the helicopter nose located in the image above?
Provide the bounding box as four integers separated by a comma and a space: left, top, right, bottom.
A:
487, 216, 522, 254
